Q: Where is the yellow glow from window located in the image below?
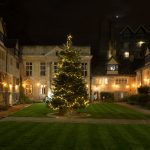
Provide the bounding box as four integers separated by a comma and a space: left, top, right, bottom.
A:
115, 85, 119, 88
37, 83, 40, 87
9, 84, 12, 89
112, 84, 115, 87
112, 84, 119, 88
94, 86, 98, 91
126, 85, 130, 88
137, 41, 145, 47
22, 83, 26, 88
124, 51, 129, 58
15, 85, 18, 90
3, 82, 7, 87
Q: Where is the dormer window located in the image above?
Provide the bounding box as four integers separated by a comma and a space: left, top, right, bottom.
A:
107, 64, 118, 71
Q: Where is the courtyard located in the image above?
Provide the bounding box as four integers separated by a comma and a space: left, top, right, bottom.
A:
0, 103, 150, 150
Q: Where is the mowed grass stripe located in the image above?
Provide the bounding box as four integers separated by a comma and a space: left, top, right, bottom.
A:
127, 125, 150, 149
109, 125, 143, 150
104, 104, 137, 119
107, 104, 149, 119
10, 124, 47, 150
26, 123, 62, 150
11, 103, 150, 119
88, 125, 103, 149
50, 124, 78, 150
79, 103, 150, 119
0, 122, 150, 150
74, 124, 91, 150
1, 123, 64, 150
98, 126, 122, 150
98, 103, 149, 119
0, 122, 18, 135
0, 123, 35, 149
11, 103, 54, 117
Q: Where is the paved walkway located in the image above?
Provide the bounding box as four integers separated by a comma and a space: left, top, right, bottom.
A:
0, 104, 30, 119
1, 116, 150, 124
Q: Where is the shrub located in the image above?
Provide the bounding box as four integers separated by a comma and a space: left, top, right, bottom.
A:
138, 86, 150, 94
138, 94, 150, 106
100, 92, 114, 102
126, 94, 150, 106
19, 86, 33, 104
126, 94, 139, 105
20, 93, 33, 104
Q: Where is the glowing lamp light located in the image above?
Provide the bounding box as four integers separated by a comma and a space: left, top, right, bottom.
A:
101, 84, 105, 87
137, 41, 145, 47
124, 51, 129, 58
86, 84, 89, 88
3, 82, 7, 87
15, 85, 18, 90
9, 84, 12, 89
132, 84, 135, 88
116, 15, 119, 19
41, 84, 46, 88
112, 84, 119, 88
94, 86, 98, 91
22, 83, 26, 88
112, 84, 116, 88
115, 85, 119, 88
144, 78, 149, 84
37, 83, 40, 86
138, 83, 141, 87
126, 85, 130, 89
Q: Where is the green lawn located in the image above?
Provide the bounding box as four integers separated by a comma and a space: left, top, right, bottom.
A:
11, 103, 54, 117
79, 103, 150, 119
0, 122, 150, 150
11, 103, 150, 119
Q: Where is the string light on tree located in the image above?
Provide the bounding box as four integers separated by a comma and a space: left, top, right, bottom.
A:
51, 34, 89, 115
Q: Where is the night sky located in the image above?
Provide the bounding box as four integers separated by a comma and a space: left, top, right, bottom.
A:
0, 0, 150, 52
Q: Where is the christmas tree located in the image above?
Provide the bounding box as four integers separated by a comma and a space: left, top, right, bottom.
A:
51, 35, 88, 114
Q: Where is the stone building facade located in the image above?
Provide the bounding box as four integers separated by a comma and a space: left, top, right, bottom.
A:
136, 48, 150, 88
0, 18, 20, 108
21, 46, 92, 101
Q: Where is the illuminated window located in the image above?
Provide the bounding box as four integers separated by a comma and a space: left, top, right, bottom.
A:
25, 84, 32, 95
82, 63, 87, 77
26, 62, 32, 76
41, 86, 46, 95
116, 78, 128, 84
124, 51, 129, 58
107, 64, 118, 71
54, 62, 58, 73
137, 41, 145, 47
100, 78, 108, 84
40, 62, 46, 76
